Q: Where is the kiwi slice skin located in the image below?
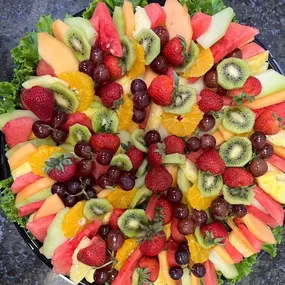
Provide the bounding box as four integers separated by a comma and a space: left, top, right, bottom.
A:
222, 185, 254, 205
194, 227, 213, 249
219, 137, 252, 167
92, 108, 119, 133
131, 129, 148, 153
118, 209, 148, 237
162, 154, 186, 165
67, 123, 91, 145
110, 154, 133, 171
120, 36, 136, 71
134, 29, 160, 65
48, 82, 79, 114
163, 85, 197, 115
64, 26, 91, 61
83, 198, 113, 220
223, 107, 255, 134
129, 186, 152, 209
217, 58, 250, 90
197, 171, 223, 197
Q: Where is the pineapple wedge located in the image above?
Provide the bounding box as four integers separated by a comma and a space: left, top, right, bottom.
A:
267, 130, 285, 147
145, 103, 163, 132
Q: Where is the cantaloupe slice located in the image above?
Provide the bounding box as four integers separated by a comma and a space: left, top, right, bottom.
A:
218, 125, 234, 141
123, 0, 135, 37
212, 130, 225, 145
38, 32, 79, 76
191, 273, 201, 285
213, 245, 235, 265
158, 251, 176, 285
33, 194, 65, 221
8, 143, 37, 171
273, 145, 285, 160
15, 177, 55, 204
52, 19, 69, 42
144, 67, 157, 87
165, 165, 178, 187
164, 0, 193, 49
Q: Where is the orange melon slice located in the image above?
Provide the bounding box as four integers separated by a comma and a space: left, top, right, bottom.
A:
218, 125, 234, 141
212, 130, 225, 145
228, 231, 254, 257
213, 245, 235, 265
191, 273, 201, 285
123, 0, 135, 37
52, 19, 69, 42
165, 165, 178, 187
158, 251, 176, 285
273, 145, 285, 160
144, 67, 158, 87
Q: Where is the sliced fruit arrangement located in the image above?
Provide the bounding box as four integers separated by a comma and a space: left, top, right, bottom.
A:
1, 0, 285, 285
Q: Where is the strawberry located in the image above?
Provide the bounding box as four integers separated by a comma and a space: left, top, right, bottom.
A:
162, 36, 186, 66
137, 257, 159, 282
77, 235, 106, 267
196, 150, 225, 175
45, 153, 77, 182
109, 209, 125, 230
36, 59, 56, 77
145, 166, 173, 193
198, 89, 223, 113
104, 55, 125, 80
90, 133, 120, 153
148, 75, 174, 106
223, 167, 254, 187
21, 86, 55, 122
98, 82, 123, 109
253, 101, 285, 124
155, 197, 173, 225
200, 221, 228, 245
163, 135, 185, 154
126, 146, 145, 170
146, 194, 159, 221
228, 76, 262, 98
147, 142, 165, 167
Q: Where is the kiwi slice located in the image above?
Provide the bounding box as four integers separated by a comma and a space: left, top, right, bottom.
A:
92, 108, 119, 133
163, 85, 197, 115
177, 168, 192, 193
136, 159, 149, 178
64, 26, 91, 61
110, 154, 133, 171
131, 129, 147, 152
223, 106, 255, 134
129, 186, 152, 209
134, 29, 160, 65
134, 174, 146, 189
194, 227, 219, 249
120, 36, 136, 71
219, 137, 252, 167
83, 198, 113, 220
176, 41, 200, 73
67, 123, 92, 145
113, 6, 125, 36
118, 209, 148, 237
48, 82, 79, 114
217, 58, 250, 90
222, 185, 254, 205
197, 171, 223, 197
162, 154, 186, 165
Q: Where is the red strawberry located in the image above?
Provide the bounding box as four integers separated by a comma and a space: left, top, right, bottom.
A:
200, 221, 228, 245
228, 76, 262, 98
253, 101, 285, 124
21, 86, 55, 122
145, 166, 173, 193
61, 113, 92, 131
109, 209, 125, 230
162, 37, 186, 66
77, 235, 106, 267
146, 194, 159, 221
163, 135, 185, 154
45, 153, 77, 182
147, 142, 165, 167
148, 75, 174, 106
126, 146, 145, 170
36, 59, 56, 77
90, 133, 120, 153
156, 197, 173, 225
139, 231, 167, 257
198, 89, 223, 113
196, 150, 225, 175
254, 109, 284, 135
223, 167, 254, 187
138, 257, 159, 282
104, 55, 125, 80
98, 82, 123, 109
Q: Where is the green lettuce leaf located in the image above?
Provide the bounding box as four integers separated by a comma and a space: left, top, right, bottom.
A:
83, 0, 101, 19
0, 82, 17, 114
36, 14, 55, 35
261, 226, 283, 257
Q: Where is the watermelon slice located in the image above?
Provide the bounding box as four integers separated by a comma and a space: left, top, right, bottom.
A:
211, 23, 259, 63
26, 214, 56, 242
110, 209, 125, 230
11, 172, 42, 194
90, 2, 123, 57
191, 12, 212, 41
247, 205, 279, 228
224, 238, 243, 263
144, 3, 166, 28
267, 154, 285, 173
167, 238, 179, 267
238, 224, 262, 253
2, 117, 34, 148
186, 149, 205, 163
18, 200, 45, 217
61, 112, 92, 131
171, 218, 186, 243
36, 59, 56, 77
145, 194, 159, 221
204, 260, 219, 285
240, 42, 265, 59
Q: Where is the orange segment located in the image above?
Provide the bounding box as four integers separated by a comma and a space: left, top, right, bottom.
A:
58, 71, 94, 111
62, 201, 88, 238
186, 235, 210, 263
115, 238, 138, 270
106, 187, 137, 209
162, 105, 203, 137
29, 145, 62, 176
128, 43, 145, 79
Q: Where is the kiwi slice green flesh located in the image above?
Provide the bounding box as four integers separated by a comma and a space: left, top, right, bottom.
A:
222, 185, 254, 205
92, 108, 119, 133
197, 171, 223, 197
219, 137, 252, 167
131, 129, 147, 153
67, 123, 91, 145
162, 154, 186, 165
83, 198, 113, 220
134, 29, 160, 65
129, 186, 152, 209
113, 6, 125, 36
217, 58, 250, 90
223, 106, 255, 134
48, 82, 79, 114
118, 209, 148, 237
177, 168, 192, 193
64, 26, 91, 61
110, 154, 133, 171
163, 85, 197, 115
120, 36, 136, 71
136, 159, 149, 178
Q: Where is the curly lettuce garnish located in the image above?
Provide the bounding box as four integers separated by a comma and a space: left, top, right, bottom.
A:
262, 226, 283, 257
36, 14, 55, 35
0, 82, 17, 114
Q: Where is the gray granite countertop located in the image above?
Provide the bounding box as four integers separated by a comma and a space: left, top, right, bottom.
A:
1, 0, 285, 284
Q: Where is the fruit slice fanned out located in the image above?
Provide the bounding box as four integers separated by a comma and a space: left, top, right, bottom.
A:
144, 3, 166, 28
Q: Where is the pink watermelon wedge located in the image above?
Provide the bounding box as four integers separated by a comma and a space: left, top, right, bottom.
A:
211, 23, 259, 63
247, 205, 279, 228
240, 42, 265, 59
238, 224, 262, 253
267, 154, 285, 173
224, 238, 243, 263
191, 12, 212, 41
26, 214, 56, 242
11, 172, 42, 194
61, 112, 92, 131
18, 200, 45, 217
144, 3, 166, 28
90, 2, 123, 57
2, 117, 34, 148
204, 260, 219, 285
52, 220, 101, 274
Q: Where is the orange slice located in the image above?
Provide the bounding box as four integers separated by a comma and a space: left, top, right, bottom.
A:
115, 238, 138, 270
161, 105, 203, 137
186, 234, 210, 263
128, 43, 145, 79
106, 187, 137, 209
58, 71, 94, 111
62, 201, 88, 238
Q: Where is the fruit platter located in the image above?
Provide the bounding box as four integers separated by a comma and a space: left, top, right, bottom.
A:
1, 0, 285, 284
